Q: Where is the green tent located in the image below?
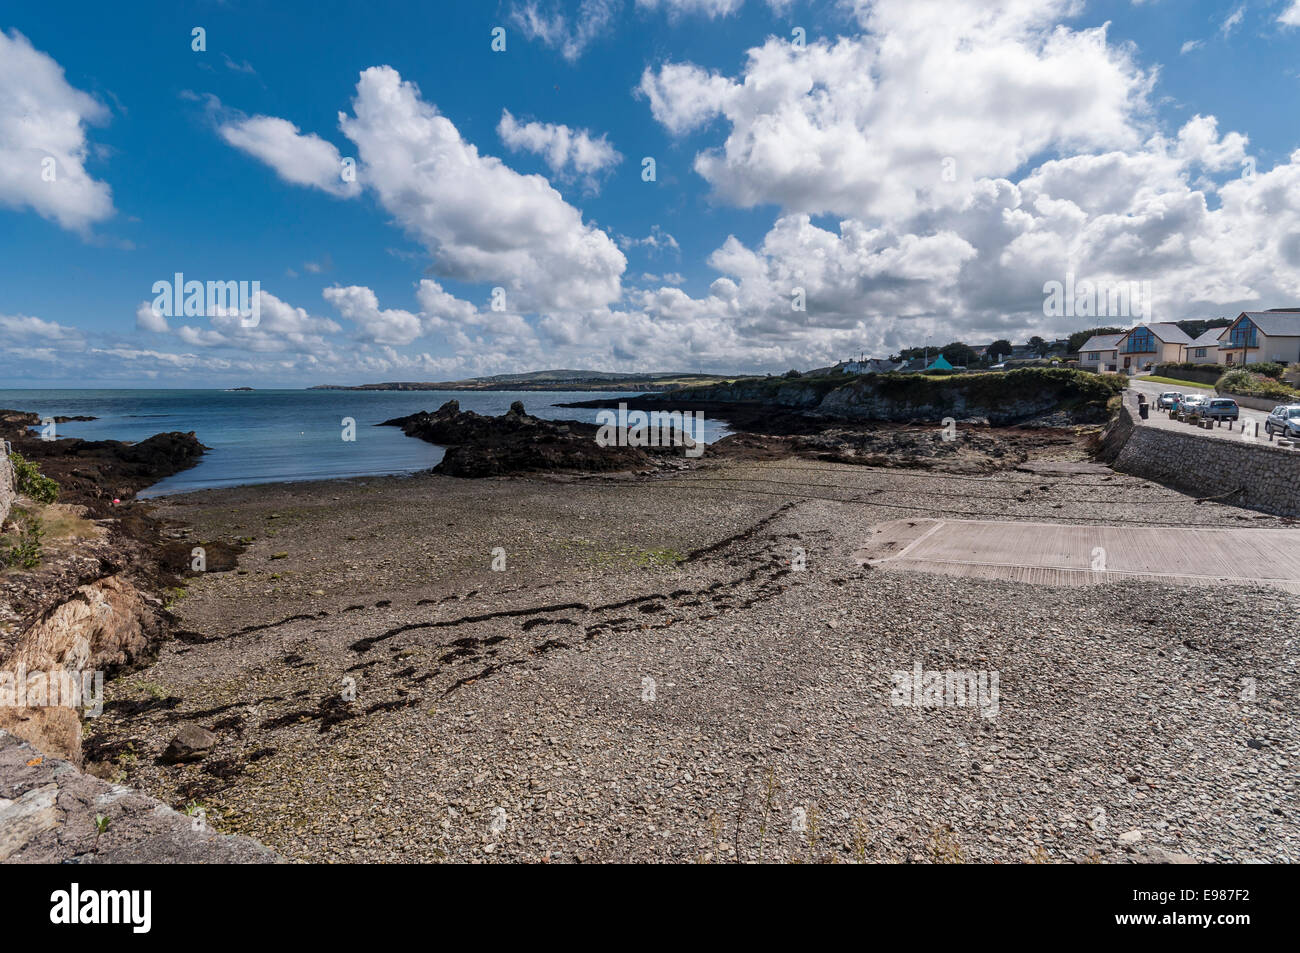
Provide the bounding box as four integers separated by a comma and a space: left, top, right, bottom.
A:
927, 353, 954, 371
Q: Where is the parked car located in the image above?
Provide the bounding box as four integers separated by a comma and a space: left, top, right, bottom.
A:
1200, 398, 1239, 421
1156, 391, 1183, 409
1176, 395, 1207, 413
1264, 404, 1300, 437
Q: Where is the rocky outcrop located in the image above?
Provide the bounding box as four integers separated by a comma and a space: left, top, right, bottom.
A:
0, 410, 206, 512
1093, 402, 1137, 464
381, 400, 692, 477
0, 730, 280, 863
0, 575, 166, 763
565, 368, 1123, 428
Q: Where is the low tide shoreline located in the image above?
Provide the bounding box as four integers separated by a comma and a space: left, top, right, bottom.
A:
73, 443, 1300, 863
4, 399, 1298, 863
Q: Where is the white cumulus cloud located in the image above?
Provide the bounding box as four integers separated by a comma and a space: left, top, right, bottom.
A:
497, 110, 621, 185
218, 115, 360, 198
0, 29, 115, 234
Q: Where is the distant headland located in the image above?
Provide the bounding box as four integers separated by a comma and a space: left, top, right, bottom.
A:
309, 369, 733, 392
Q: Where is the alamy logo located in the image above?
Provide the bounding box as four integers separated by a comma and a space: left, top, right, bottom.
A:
1042, 273, 1152, 321
50, 883, 151, 933
151, 272, 261, 327
595, 403, 705, 458
890, 661, 999, 719
1, 666, 103, 717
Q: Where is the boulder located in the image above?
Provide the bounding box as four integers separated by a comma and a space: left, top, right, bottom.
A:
160, 723, 218, 763
0, 575, 166, 763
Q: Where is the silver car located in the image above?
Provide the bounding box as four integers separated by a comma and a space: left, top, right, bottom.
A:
1264, 404, 1300, 438
1156, 391, 1183, 409
1201, 398, 1239, 421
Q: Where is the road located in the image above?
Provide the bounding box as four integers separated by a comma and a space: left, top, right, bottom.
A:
1127, 376, 1283, 445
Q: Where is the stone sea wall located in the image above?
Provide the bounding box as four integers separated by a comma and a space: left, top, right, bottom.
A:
1110, 405, 1300, 517
0, 450, 13, 526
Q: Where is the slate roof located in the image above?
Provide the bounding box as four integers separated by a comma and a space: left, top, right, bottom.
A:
1079, 334, 1123, 352
1235, 312, 1300, 336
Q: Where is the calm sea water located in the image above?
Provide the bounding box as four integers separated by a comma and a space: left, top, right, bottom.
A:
0, 389, 730, 497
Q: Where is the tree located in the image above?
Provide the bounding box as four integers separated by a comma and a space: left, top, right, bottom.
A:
1027, 335, 1049, 357
1174, 318, 1231, 341
986, 339, 1012, 363
939, 342, 979, 367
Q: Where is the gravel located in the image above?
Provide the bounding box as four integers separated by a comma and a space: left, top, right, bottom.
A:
83, 450, 1299, 863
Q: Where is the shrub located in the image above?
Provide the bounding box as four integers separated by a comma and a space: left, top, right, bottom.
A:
784, 369, 802, 378
1244, 362, 1285, 380
1217, 369, 1300, 400
2, 511, 44, 570
8, 452, 59, 504
1151, 362, 1223, 385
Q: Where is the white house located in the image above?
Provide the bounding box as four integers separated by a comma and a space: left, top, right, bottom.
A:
1216, 311, 1300, 366
840, 358, 904, 374
1184, 327, 1226, 364
1077, 333, 1123, 373
1113, 323, 1193, 373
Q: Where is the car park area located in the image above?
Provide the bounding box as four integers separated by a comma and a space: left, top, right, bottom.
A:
1129, 378, 1285, 445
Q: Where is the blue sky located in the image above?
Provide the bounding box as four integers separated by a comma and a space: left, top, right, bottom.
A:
4, 0, 1300, 387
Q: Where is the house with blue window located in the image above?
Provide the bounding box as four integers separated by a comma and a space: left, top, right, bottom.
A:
1112, 323, 1192, 373
1217, 312, 1300, 366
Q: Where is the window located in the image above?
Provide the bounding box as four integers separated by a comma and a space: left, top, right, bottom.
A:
1195, 348, 1207, 358
1087, 352, 1099, 360
1123, 328, 1156, 352
1227, 319, 1257, 349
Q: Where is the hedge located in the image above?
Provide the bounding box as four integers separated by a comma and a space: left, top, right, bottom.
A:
1151, 362, 1223, 385
1216, 370, 1300, 401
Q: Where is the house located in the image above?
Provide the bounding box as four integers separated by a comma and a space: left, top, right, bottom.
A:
1184, 327, 1226, 364
1077, 333, 1123, 373
1216, 311, 1300, 366
927, 354, 954, 371
1113, 322, 1192, 373
839, 358, 904, 374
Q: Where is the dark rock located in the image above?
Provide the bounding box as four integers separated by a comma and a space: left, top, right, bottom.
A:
0, 416, 207, 511
160, 723, 218, 763
379, 400, 682, 477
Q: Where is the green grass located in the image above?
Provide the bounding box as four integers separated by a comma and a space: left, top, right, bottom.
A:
1142, 375, 1215, 390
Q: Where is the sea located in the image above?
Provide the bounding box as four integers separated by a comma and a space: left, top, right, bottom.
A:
0, 389, 730, 498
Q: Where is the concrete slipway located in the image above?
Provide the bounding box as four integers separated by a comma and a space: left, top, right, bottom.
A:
855, 518, 1300, 593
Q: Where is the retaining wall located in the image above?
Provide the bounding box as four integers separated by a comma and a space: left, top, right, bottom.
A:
1217, 391, 1285, 412
0, 450, 13, 526
1110, 404, 1300, 517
